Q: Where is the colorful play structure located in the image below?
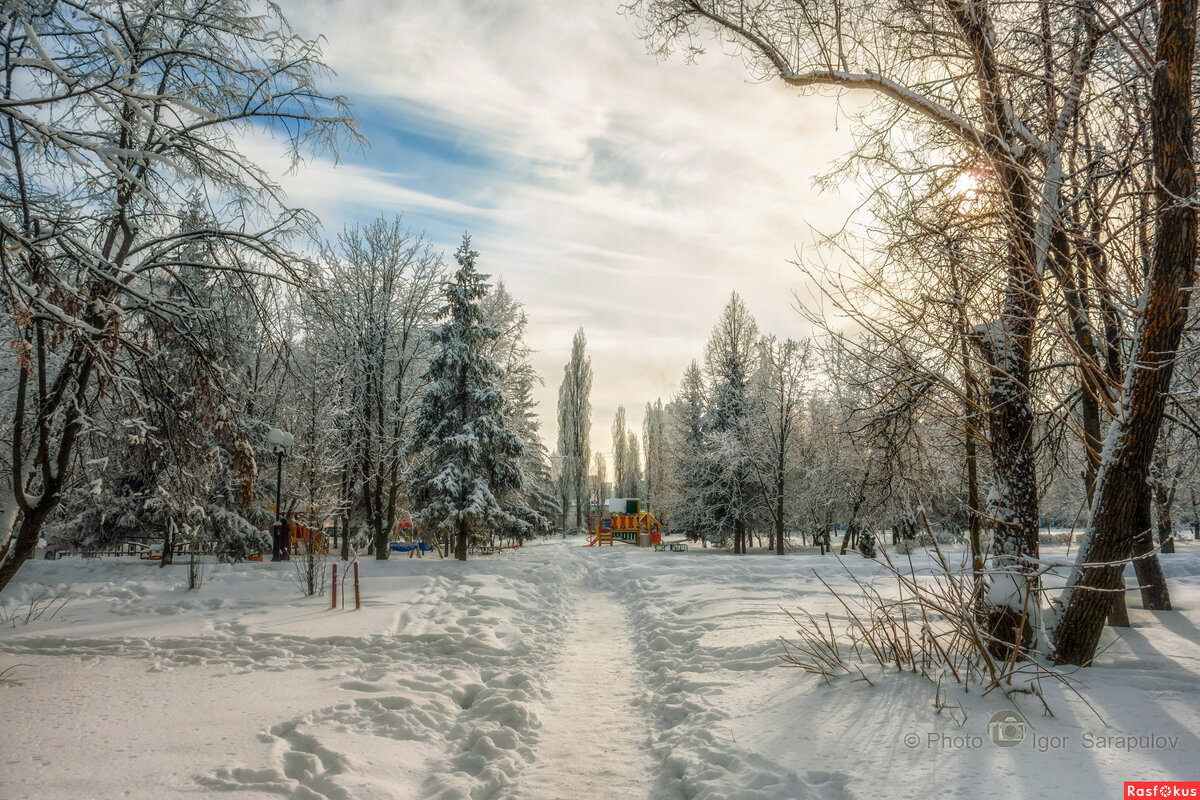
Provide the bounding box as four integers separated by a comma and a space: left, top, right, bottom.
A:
388, 511, 447, 557
387, 511, 519, 557
286, 515, 329, 555
586, 498, 664, 548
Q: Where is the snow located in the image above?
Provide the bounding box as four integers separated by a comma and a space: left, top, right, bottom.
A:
517, 588, 652, 799
2, 539, 1199, 799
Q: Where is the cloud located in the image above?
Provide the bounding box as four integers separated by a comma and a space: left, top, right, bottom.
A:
269, 0, 864, 453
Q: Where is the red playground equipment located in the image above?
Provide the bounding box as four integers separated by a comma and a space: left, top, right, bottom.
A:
585, 498, 663, 548
281, 512, 329, 556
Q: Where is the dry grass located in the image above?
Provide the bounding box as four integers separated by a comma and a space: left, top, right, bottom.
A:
780, 536, 1094, 717
0, 588, 71, 628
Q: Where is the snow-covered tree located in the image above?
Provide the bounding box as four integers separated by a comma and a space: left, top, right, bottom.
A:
664, 361, 709, 541
749, 336, 811, 554
556, 328, 593, 530
1055, 0, 1200, 663
624, 0, 1098, 653
311, 217, 443, 559
406, 236, 527, 561
703, 293, 762, 553
482, 282, 556, 540
0, 0, 358, 590
626, 431, 643, 499
611, 406, 629, 497
643, 400, 667, 514
46, 200, 271, 565
590, 452, 609, 522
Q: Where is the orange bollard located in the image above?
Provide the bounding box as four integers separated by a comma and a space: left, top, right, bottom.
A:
332, 563, 338, 609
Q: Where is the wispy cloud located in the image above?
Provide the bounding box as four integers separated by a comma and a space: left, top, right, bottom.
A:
269, 0, 863, 450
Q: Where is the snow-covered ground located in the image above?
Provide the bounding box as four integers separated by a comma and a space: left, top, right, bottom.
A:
2, 538, 1198, 799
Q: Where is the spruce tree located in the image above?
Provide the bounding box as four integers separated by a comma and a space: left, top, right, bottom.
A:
407, 236, 525, 560
703, 293, 761, 554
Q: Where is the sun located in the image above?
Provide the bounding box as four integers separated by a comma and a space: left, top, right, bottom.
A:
951, 169, 983, 199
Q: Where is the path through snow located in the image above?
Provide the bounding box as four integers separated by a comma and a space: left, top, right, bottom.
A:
515, 588, 653, 799
4, 539, 1200, 799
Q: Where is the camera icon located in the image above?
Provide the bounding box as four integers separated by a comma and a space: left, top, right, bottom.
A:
988, 710, 1027, 747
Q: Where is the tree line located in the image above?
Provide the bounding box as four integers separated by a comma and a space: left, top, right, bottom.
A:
624, 0, 1200, 665
0, 0, 556, 590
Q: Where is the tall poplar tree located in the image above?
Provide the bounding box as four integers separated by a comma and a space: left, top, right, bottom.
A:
556, 328, 593, 530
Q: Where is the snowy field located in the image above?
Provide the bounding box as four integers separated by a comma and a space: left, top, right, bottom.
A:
1, 538, 1198, 800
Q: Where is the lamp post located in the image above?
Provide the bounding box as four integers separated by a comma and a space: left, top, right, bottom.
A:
267, 426, 295, 561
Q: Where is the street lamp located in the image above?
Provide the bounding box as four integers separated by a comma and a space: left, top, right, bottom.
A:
267, 426, 295, 561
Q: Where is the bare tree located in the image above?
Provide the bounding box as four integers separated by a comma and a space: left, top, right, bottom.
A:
0, 0, 359, 590
313, 217, 442, 560
624, 0, 1111, 653
750, 336, 811, 554
1054, 0, 1198, 665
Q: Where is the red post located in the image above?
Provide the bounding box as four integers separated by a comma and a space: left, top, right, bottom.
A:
353, 561, 361, 610
332, 563, 338, 609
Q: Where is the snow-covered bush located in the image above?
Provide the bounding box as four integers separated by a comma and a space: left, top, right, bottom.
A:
209, 507, 271, 563
892, 528, 975, 554
350, 523, 372, 554
1038, 530, 1083, 547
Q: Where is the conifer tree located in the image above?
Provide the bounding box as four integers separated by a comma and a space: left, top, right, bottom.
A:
408, 236, 525, 560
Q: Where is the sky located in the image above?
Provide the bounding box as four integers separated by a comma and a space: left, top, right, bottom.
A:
261, 0, 862, 459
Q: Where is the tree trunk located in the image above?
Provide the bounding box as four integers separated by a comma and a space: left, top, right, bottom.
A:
455, 520, 468, 561
1079, 365, 1104, 503
968, 215, 1040, 661
1153, 456, 1176, 554
959, 315, 985, 593
978, 335, 1040, 659
0, 509, 49, 591
575, 472, 586, 531
1107, 588, 1131, 628
1131, 485, 1172, 610
374, 521, 390, 560
1054, 0, 1196, 665
161, 521, 175, 567
1157, 518, 1176, 552
775, 478, 785, 555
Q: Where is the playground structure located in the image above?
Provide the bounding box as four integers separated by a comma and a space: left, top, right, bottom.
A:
284, 514, 329, 556
388, 511, 442, 557
388, 511, 521, 558
586, 498, 663, 548
290, 524, 328, 555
